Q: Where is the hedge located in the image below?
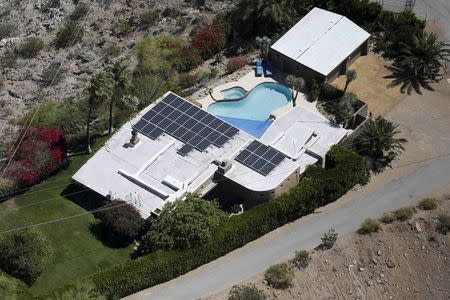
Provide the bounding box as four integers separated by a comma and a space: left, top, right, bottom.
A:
60, 145, 368, 298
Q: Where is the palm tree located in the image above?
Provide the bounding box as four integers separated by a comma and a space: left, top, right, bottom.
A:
334, 93, 357, 128
343, 69, 357, 92
86, 73, 114, 153
354, 116, 407, 171
255, 36, 271, 59
109, 63, 132, 135
285, 75, 305, 107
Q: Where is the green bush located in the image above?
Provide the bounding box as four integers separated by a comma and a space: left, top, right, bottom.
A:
264, 263, 294, 289
393, 206, 416, 221
319, 229, 338, 250
139, 10, 159, 28
380, 212, 396, 224
69, 2, 89, 21
291, 250, 311, 269
78, 145, 368, 298
437, 214, 450, 235
0, 23, 17, 39
54, 22, 84, 49
417, 198, 438, 210
1, 51, 17, 68
0, 271, 32, 300
358, 218, 381, 234
41, 62, 66, 86
16, 37, 44, 59
228, 284, 265, 300
0, 230, 53, 285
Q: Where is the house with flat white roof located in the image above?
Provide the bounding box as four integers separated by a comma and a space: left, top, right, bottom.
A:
270, 7, 370, 82
72, 91, 349, 219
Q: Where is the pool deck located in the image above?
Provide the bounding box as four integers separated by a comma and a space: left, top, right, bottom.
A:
197, 70, 323, 119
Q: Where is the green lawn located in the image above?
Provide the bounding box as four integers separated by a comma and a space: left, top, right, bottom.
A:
0, 148, 133, 296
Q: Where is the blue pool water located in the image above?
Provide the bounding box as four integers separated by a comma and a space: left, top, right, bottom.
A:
221, 87, 247, 99
208, 82, 292, 121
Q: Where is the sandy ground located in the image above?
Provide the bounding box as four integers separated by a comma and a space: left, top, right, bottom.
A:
207, 192, 450, 300
332, 53, 407, 117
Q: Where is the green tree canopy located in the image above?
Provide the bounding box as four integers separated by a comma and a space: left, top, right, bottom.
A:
137, 195, 226, 255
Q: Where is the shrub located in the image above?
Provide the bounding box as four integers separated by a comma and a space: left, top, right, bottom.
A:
1, 51, 17, 68
191, 22, 228, 59
437, 214, 450, 235
139, 10, 159, 28
51, 281, 105, 299
417, 198, 437, 210
264, 263, 294, 289
291, 250, 311, 269
0, 230, 53, 285
103, 45, 121, 58
69, 2, 89, 21
226, 57, 247, 73
94, 201, 145, 243
0, 23, 17, 39
137, 195, 227, 254
0, 272, 32, 300
16, 37, 44, 59
41, 62, 66, 86
83, 146, 368, 298
54, 22, 84, 48
228, 284, 265, 300
319, 229, 338, 250
393, 206, 416, 221
380, 212, 396, 224
178, 73, 199, 89
358, 218, 381, 234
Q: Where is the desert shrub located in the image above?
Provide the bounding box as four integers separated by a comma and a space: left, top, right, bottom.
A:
228, 284, 265, 300
16, 37, 44, 59
417, 198, 437, 210
437, 214, 450, 235
1, 51, 17, 68
178, 73, 199, 89
3, 125, 67, 189
291, 250, 311, 269
139, 10, 159, 28
114, 19, 134, 37
40, 0, 60, 12
134, 35, 203, 76
54, 22, 84, 48
41, 62, 66, 86
94, 201, 145, 244
393, 206, 416, 221
358, 218, 381, 234
380, 212, 396, 224
0, 23, 17, 39
0, 230, 53, 285
69, 2, 89, 21
264, 263, 294, 289
319, 229, 338, 250
103, 45, 121, 58
226, 56, 247, 73
137, 195, 227, 254
191, 22, 228, 59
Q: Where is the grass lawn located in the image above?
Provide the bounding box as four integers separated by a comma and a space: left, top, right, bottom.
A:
0, 145, 133, 296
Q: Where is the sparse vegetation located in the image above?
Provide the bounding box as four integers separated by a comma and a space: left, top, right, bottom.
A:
69, 2, 89, 21
1, 51, 17, 68
380, 212, 396, 224
0, 22, 17, 39
16, 37, 44, 59
226, 56, 247, 73
138, 10, 160, 28
291, 250, 311, 269
437, 214, 450, 235
228, 284, 266, 300
41, 62, 66, 86
319, 229, 338, 250
393, 206, 416, 221
0, 230, 53, 285
418, 198, 438, 210
54, 22, 84, 48
358, 218, 381, 234
264, 263, 294, 289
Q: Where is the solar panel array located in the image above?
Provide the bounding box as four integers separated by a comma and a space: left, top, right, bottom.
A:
235, 140, 287, 176
133, 93, 239, 153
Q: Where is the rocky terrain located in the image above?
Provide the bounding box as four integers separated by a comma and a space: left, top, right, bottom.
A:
209, 195, 450, 300
0, 0, 236, 139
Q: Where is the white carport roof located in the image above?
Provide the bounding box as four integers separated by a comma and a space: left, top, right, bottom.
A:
270, 7, 370, 76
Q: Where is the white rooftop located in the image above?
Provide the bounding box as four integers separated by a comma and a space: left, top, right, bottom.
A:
271, 7, 370, 76
73, 92, 348, 218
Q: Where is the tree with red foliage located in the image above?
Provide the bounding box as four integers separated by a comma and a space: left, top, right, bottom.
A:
5, 125, 67, 188
191, 22, 228, 59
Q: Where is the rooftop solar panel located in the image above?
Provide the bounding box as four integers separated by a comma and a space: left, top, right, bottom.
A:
235, 141, 287, 176
132, 93, 241, 153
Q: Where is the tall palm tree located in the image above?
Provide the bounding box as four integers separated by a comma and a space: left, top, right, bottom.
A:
109, 63, 132, 135
354, 116, 407, 171
343, 69, 357, 92
285, 74, 305, 107
86, 73, 114, 153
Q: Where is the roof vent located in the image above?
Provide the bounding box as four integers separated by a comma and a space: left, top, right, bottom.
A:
217, 159, 232, 175
130, 129, 140, 146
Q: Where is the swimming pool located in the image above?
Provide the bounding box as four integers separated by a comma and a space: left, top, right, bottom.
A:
208, 82, 292, 121
221, 87, 247, 99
